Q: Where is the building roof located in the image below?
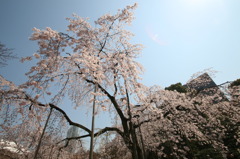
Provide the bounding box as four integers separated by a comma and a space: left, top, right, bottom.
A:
185, 73, 217, 91
185, 73, 228, 102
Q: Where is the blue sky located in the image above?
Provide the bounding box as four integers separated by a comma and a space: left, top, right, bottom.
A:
1, 0, 240, 142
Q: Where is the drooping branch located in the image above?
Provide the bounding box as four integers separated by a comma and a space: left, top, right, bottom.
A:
0, 42, 17, 67
48, 103, 91, 134
58, 126, 124, 144
23, 93, 91, 134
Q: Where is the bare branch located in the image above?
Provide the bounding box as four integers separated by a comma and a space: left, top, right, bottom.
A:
0, 42, 17, 67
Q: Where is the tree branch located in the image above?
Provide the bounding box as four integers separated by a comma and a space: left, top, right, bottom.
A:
49, 103, 91, 134
85, 79, 128, 121
24, 93, 91, 134
57, 126, 123, 144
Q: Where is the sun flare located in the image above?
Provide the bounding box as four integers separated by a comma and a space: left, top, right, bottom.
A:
183, 0, 208, 6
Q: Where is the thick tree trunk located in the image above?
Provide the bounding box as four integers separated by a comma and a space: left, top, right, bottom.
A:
136, 145, 144, 159
130, 143, 143, 159
122, 126, 143, 159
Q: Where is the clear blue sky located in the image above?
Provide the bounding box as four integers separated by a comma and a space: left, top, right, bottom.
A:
1, 0, 240, 140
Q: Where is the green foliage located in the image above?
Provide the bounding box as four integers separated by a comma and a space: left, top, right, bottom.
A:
230, 78, 240, 87
165, 82, 187, 93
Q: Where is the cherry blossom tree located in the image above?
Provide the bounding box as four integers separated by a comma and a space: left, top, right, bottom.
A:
97, 133, 131, 159
96, 73, 239, 158
134, 75, 240, 158
0, 3, 148, 159
1, 2, 239, 158
0, 75, 87, 159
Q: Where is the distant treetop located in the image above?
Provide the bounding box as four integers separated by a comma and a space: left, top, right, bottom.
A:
165, 82, 187, 93
230, 78, 240, 87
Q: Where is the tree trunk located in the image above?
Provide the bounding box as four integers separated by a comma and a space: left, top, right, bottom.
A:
130, 143, 143, 159
124, 126, 144, 159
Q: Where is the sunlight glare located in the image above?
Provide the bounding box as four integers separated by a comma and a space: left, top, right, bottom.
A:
183, 0, 209, 7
